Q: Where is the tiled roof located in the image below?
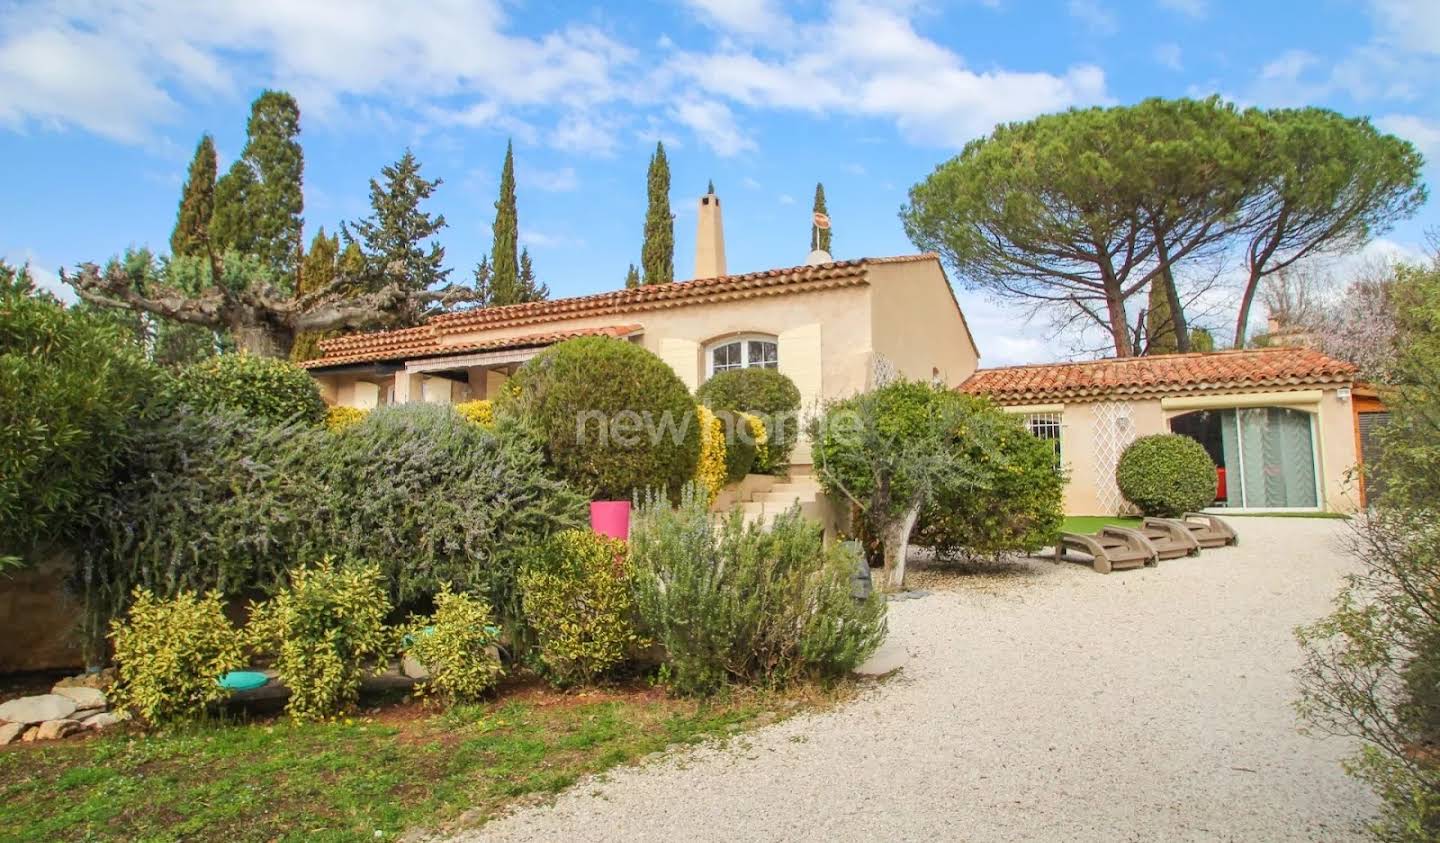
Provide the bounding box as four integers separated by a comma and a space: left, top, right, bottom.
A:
960, 347, 1357, 404
300, 324, 643, 369
306, 254, 944, 368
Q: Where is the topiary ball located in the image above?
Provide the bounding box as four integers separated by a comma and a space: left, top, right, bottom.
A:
500, 337, 701, 501
1115, 433, 1217, 517
176, 353, 327, 426
694, 367, 801, 472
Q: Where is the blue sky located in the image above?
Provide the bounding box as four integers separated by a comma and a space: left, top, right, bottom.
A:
2, 0, 1437, 365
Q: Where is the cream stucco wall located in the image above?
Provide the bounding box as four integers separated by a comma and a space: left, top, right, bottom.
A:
1007, 386, 1361, 515
865, 260, 979, 390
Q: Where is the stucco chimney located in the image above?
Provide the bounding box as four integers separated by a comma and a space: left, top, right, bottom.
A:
694, 182, 727, 279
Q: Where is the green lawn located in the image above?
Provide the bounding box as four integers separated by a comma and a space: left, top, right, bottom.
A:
1059, 515, 1142, 534
0, 682, 825, 842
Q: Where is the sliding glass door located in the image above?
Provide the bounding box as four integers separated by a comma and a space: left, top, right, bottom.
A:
1169, 406, 1320, 510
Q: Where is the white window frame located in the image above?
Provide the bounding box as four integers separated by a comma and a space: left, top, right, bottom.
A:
705, 334, 779, 379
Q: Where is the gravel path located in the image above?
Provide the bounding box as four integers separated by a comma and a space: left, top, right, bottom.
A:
455, 517, 1375, 842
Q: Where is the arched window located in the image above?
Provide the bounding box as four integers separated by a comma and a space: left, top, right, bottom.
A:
706, 334, 778, 378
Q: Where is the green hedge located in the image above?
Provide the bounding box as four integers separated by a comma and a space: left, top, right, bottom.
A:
176, 353, 327, 426
501, 336, 700, 500
1115, 433, 1216, 517
695, 368, 801, 472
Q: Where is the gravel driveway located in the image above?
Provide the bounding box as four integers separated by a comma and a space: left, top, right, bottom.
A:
455, 517, 1375, 842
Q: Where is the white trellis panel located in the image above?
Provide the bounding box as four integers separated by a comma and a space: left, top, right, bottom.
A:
1091, 401, 1138, 515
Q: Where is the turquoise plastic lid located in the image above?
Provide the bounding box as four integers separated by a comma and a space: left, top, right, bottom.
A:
218, 671, 270, 691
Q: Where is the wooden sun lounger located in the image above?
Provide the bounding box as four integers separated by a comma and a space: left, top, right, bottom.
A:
1139, 517, 1201, 559
1166, 512, 1239, 548
1055, 526, 1159, 574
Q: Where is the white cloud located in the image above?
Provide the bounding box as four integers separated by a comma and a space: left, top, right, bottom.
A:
1153, 43, 1183, 72
549, 112, 621, 156
3, 249, 71, 301
682, 0, 787, 36
1370, 0, 1440, 56
671, 1, 1109, 148
519, 227, 573, 249
742, 176, 761, 190
1157, 0, 1206, 19
669, 97, 756, 157
1067, 0, 1117, 36
777, 193, 795, 205
519, 164, 579, 192
843, 162, 867, 175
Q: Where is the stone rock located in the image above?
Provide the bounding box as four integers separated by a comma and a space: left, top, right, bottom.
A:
33, 719, 81, 740
401, 655, 431, 681
81, 711, 128, 730
0, 693, 78, 725
54, 668, 117, 691
53, 686, 106, 710
19, 727, 39, 743
853, 638, 908, 678
0, 722, 24, 745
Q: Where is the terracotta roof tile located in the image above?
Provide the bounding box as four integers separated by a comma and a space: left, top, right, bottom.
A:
959, 347, 1357, 403
301, 324, 643, 369
306, 254, 941, 368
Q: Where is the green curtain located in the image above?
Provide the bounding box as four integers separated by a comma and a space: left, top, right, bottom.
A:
1237, 407, 1318, 508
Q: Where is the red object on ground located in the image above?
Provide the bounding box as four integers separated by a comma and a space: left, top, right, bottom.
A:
1216, 467, 1228, 502
590, 501, 631, 541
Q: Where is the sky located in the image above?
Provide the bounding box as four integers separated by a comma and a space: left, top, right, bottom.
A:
2, 0, 1437, 366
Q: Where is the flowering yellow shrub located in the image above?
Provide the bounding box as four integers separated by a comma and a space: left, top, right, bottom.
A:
694, 405, 728, 502
740, 412, 768, 474
324, 405, 368, 432
455, 399, 495, 428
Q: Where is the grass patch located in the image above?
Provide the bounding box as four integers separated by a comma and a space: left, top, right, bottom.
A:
1060, 515, 1142, 534
0, 680, 837, 842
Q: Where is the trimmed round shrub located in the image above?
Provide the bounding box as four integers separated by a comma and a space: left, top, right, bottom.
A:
500, 337, 701, 500
108, 588, 244, 724
1115, 433, 1217, 517
695, 368, 801, 472
405, 585, 504, 703
716, 410, 759, 484
176, 353, 326, 426
519, 530, 641, 687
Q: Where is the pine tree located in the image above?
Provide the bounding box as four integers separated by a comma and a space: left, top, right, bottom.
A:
811, 182, 832, 253
517, 247, 549, 302
624, 264, 640, 288
471, 256, 494, 307
290, 227, 340, 362
170, 135, 217, 257
343, 148, 449, 297
1145, 277, 1180, 354
210, 91, 305, 278
491, 140, 519, 300
642, 142, 673, 285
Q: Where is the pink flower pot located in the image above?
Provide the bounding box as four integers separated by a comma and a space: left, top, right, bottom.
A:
589, 500, 631, 541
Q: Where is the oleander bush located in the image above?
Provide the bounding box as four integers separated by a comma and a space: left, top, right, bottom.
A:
324, 405, 367, 432
1115, 433, 1216, 517
628, 485, 886, 696
915, 395, 1064, 561
108, 588, 245, 724
176, 353, 327, 426
404, 584, 504, 704
500, 337, 700, 500
1, 270, 171, 566
246, 558, 394, 722
695, 368, 801, 472
519, 530, 641, 686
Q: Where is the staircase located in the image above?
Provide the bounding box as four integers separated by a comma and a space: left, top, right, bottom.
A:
713, 472, 830, 530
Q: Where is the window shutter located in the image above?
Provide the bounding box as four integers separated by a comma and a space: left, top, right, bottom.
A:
778, 323, 822, 464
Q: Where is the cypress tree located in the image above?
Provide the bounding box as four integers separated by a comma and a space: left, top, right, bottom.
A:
170, 134, 217, 257
471, 256, 494, 307
343, 148, 449, 294
624, 264, 640, 288
210, 90, 305, 278
290, 227, 340, 362
517, 247, 549, 303
491, 141, 519, 300
1145, 277, 1180, 354
642, 142, 674, 285
811, 182, 831, 253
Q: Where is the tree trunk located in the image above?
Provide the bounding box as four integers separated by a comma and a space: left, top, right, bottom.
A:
231, 324, 290, 358
1152, 228, 1190, 353
1233, 268, 1263, 349
880, 502, 922, 591
1105, 290, 1132, 357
